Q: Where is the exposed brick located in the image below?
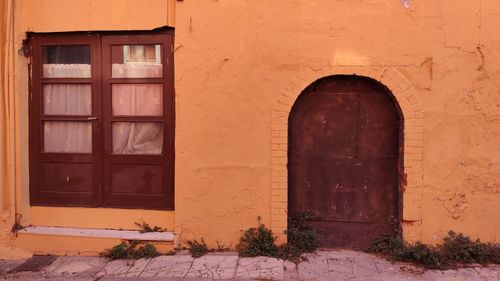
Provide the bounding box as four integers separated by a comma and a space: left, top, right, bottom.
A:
271, 150, 287, 157
404, 146, 423, 154
278, 98, 294, 107
405, 132, 424, 141
271, 124, 287, 131
405, 111, 425, 119
271, 157, 287, 165
404, 139, 423, 147
272, 201, 287, 209
273, 104, 290, 112
270, 64, 424, 242
271, 220, 287, 228
271, 209, 287, 216
271, 188, 286, 196
271, 137, 287, 144
405, 125, 424, 134
271, 111, 282, 118
407, 94, 420, 105
271, 182, 287, 190
271, 196, 287, 204
405, 119, 424, 127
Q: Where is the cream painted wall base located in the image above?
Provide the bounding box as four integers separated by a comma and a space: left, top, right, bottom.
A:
19, 226, 175, 241
15, 227, 175, 256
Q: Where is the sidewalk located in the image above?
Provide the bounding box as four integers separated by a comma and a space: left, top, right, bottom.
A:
1, 250, 498, 280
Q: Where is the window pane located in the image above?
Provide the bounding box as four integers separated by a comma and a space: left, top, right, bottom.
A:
44, 121, 92, 153
112, 84, 162, 116
42, 45, 91, 78
111, 44, 162, 78
112, 122, 163, 155
43, 84, 92, 116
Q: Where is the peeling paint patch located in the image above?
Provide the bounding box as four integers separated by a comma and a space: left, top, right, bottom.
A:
435, 188, 468, 219
401, 0, 410, 8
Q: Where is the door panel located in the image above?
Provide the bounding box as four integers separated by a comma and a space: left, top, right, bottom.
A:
30, 34, 101, 206
101, 35, 174, 210
289, 77, 401, 249
292, 94, 359, 158
110, 164, 165, 194
41, 163, 94, 193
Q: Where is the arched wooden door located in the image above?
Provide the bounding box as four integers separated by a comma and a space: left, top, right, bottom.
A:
289, 76, 402, 249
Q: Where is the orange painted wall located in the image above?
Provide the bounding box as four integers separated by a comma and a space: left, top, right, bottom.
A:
1, 0, 499, 257
173, 0, 500, 246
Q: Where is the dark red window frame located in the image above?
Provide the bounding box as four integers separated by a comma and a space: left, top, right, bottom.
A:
29, 30, 175, 210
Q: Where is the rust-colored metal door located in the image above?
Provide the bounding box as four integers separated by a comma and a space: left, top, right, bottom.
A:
289, 76, 401, 249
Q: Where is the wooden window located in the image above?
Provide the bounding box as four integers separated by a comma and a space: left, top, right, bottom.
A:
29, 31, 174, 210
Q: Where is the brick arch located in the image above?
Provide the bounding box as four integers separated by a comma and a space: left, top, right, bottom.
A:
270, 63, 424, 243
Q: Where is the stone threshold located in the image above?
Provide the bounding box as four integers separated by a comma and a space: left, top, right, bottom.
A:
18, 225, 174, 241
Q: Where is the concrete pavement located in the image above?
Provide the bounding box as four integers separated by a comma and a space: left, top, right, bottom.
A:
1, 250, 498, 280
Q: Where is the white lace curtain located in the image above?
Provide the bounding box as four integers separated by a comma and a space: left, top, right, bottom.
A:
43, 64, 163, 155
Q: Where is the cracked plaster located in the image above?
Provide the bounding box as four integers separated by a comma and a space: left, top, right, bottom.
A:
1, 0, 500, 258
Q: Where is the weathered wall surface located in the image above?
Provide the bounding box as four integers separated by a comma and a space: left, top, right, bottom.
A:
1, 0, 499, 257
0, 0, 176, 258
18, 0, 175, 32
174, 0, 500, 246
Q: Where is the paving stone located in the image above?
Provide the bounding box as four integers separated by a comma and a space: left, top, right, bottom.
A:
283, 260, 298, 281
326, 255, 354, 274
422, 267, 483, 281
124, 258, 152, 277
472, 266, 500, 281
296, 252, 330, 281
2, 277, 94, 281
185, 254, 238, 279
43, 256, 107, 277
235, 256, 283, 280
141, 255, 194, 277
96, 259, 135, 277
99, 277, 215, 281
2, 251, 499, 281
356, 272, 422, 281
9, 256, 56, 272
0, 259, 25, 274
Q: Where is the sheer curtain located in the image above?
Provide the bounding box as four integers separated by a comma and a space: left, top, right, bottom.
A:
43, 64, 163, 155
112, 122, 163, 155
112, 84, 163, 155
43, 66, 92, 153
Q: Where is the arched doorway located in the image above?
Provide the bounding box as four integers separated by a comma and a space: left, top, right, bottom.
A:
288, 75, 403, 249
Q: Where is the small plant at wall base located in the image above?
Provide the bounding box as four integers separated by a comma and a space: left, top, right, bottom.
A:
236, 216, 278, 257
366, 233, 406, 256
10, 214, 24, 235
101, 240, 159, 260
286, 212, 320, 253
236, 214, 320, 262
134, 220, 166, 233
187, 239, 209, 258
276, 212, 320, 262
441, 231, 500, 265
367, 231, 500, 269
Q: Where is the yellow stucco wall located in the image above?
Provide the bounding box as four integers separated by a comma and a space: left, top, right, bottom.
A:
0, 0, 499, 257
0, 0, 176, 258
173, 0, 500, 246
